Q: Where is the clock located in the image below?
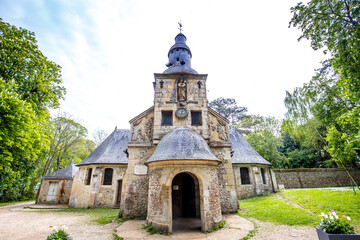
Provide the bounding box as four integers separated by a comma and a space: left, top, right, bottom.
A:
175, 108, 188, 118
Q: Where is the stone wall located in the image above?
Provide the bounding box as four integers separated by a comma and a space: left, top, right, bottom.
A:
146, 161, 222, 233
211, 146, 238, 212
273, 168, 360, 189
233, 164, 276, 199
37, 179, 73, 204
69, 164, 126, 208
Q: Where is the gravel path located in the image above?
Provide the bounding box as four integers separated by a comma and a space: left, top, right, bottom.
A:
0, 202, 118, 240
0, 202, 318, 240
251, 219, 317, 240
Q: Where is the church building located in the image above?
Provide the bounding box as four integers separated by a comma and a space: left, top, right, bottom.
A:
53, 29, 278, 233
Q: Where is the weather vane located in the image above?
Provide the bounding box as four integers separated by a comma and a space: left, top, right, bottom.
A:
178, 21, 183, 33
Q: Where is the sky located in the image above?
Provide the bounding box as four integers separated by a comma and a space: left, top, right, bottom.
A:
0, 0, 325, 138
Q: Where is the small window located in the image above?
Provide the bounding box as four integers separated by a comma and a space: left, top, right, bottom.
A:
103, 168, 113, 185
191, 111, 202, 126
240, 167, 250, 185
161, 111, 173, 126
86, 168, 92, 185
261, 168, 266, 184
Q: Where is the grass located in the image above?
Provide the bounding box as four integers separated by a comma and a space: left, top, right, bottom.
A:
280, 188, 360, 232
0, 199, 35, 207
238, 193, 320, 226
58, 208, 124, 224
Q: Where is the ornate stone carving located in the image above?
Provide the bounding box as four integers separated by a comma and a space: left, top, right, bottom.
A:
217, 123, 228, 141
132, 128, 144, 142
144, 118, 154, 140
177, 76, 187, 102
133, 118, 142, 126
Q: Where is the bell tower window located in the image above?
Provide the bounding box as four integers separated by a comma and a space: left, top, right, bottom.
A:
191, 111, 202, 126
161, 111, 173, 126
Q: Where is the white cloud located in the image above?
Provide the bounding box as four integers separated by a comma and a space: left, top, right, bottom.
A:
1, 0, 325, 137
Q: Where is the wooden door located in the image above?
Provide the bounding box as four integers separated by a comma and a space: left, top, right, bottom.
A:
46, 181, 58, 202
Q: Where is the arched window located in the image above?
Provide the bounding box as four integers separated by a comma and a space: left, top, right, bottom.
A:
240, 167, 250, 185
85, 168, 92, 185
103, 168, 113, 185
261, 168, 266, 184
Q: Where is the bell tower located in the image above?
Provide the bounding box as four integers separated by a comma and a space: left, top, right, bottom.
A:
152, 29, 211, 144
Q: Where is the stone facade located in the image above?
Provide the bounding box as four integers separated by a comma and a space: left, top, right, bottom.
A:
37, 179, 73, 204
146, 160, 222, 232
69, 165, 126, 208
63, 31, 278, 234
233, 164, 277, 199
274, 168, 360, 189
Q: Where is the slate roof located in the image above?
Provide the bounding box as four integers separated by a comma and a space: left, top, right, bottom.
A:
229, 128, 271, 165
146, 128, 220, 163
163, 65, 198, 74
42, 161, 78, 180
77, 128, 130, 166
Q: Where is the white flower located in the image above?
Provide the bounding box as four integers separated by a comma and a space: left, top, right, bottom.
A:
324, 215, 328, 219
329, 215, 334, 220
335, 215, 339, 219
321, 212, 325, 217
347, 217, 351, 221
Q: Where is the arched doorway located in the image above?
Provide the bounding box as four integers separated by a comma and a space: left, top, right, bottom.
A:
172, 172, 201, 231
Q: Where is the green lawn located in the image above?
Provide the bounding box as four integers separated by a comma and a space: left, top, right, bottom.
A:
58, 208, 123, 224
280, 188, 360, 231
0, 199, 35, 207
238, 188, 360, 231
238, 193, 320, 226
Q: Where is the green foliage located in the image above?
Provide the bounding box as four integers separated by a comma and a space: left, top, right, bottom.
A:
0, 19, 65, 115
206, 220, 226, 233
246, 130, 289, 168
142, 223, 168, 235
319, 212, 355, 235
238, 115, 282, 137
238, 193, 320, 226
58, 208, 121, 225
0, 19, 65, 202
209, 97, 247, 123
288, 0, 360, 167
112, 229, 124, 240
46, 226, 71, 240
43, 113, 89, 176
0, 79, 48, 201
281, 120, 331, 168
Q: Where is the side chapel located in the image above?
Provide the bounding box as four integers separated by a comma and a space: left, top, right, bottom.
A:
39, 28, 278, 233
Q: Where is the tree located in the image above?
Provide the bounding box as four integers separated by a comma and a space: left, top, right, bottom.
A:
208, 97, 247, 123
237, 115, 282, 137
289, 0, 360, 188
93, 129, 108, 148
246, 130, 289, 169
289, 0, 360, 168
0, 19, 66, 201
43, 113, 88, 176
0, 19, 65, 116
0, 79, 48, 201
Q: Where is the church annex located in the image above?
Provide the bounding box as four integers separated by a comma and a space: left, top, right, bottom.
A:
40, 29, 278, 233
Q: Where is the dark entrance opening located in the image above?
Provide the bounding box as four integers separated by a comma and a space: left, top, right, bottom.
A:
172, 172, 201, 232
116, 180, 122, 206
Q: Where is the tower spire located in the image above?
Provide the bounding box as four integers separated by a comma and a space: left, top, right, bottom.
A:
163, 24, 198, 74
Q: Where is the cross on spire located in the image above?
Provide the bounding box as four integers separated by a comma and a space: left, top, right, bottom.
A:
178, 21, 183, 33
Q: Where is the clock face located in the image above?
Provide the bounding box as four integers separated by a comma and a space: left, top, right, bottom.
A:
176, 108, 188, 118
